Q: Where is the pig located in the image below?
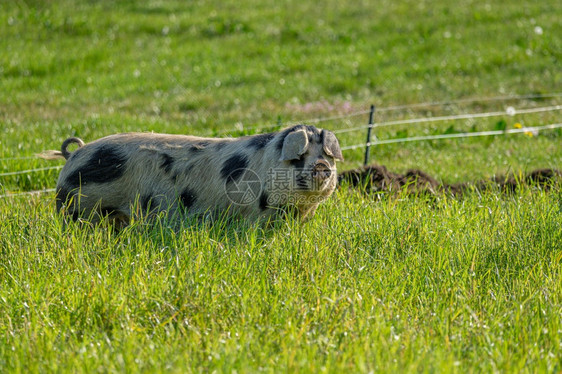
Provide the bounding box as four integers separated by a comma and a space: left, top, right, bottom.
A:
43, 125, 343, 225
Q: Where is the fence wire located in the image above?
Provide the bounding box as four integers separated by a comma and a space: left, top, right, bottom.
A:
207, 92, 562, 136
0, 188, 56, 199
341, 122, 562, 150
333, 105, 562, 134
1, 91, 561, 162
0, 156, 41, 161
0, 165, 64, 177
374, 92, 562, 113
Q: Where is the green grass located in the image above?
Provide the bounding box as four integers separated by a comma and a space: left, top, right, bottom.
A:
1, 0, 561, 372
1, 188, 561, 372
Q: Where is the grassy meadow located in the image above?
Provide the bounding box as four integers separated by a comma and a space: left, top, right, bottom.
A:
1, 0, 561, 372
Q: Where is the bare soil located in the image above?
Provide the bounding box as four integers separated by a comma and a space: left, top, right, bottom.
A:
338, 165, 561, 196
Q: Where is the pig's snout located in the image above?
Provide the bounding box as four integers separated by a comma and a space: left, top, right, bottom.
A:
311, 161, 332, 182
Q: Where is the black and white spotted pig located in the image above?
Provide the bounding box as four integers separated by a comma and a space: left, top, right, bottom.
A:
48, 125, 343, 224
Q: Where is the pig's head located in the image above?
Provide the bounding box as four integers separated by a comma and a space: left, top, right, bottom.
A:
278, 125, 343, 194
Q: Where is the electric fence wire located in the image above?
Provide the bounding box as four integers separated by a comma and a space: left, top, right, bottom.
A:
1, 91, 561, 161
341, 122, 562, 150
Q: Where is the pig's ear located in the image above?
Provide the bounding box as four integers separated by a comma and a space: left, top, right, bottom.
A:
279, 129, 309, 161
322, 131, 344, 161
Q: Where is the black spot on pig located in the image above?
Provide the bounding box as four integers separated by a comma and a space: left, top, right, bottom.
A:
290, 157, 306, 171
259, 192, 269, 211
221, 154, 249, 182
67, 145, 127, 188
180, 188, 197, 209
160, 153, 174, 174
248, 133, 275, 150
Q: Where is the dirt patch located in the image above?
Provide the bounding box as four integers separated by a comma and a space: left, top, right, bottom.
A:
338, 165, 561, 195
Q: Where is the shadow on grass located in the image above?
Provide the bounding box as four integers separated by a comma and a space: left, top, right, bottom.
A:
56, 203, 296, 260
